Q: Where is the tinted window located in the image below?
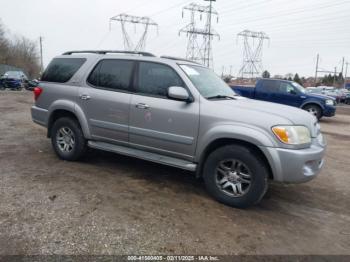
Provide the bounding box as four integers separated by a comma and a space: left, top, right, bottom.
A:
261, 80, 279, 92
279, 82, 295, 94
41, 58, 86, 83
88, 60, 134, 91
138, 62, 184, 97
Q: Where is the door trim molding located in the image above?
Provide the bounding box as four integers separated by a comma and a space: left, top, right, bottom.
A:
129, 126, 194, 145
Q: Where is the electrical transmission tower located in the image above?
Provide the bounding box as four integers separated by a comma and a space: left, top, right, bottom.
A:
237, 30, 270, 79
109, 13, 158, 52
179, 1, 219, 68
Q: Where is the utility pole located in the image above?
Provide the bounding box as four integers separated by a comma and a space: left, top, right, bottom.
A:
229, 65, 232, 76
237, 30, 270, 79
341, 57, 345, 75
333, 67, 337, 87
221, 65, 225, 78
109, 14, 158, 51
314, 53, 319, 85
39, 36, 43, 75
204, 0, 216, 68
179, 1, 219, 68
344, 62, 348, 88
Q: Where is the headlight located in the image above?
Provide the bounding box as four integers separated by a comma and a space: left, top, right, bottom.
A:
272, 126, 311, 145
325, 99, 334, 105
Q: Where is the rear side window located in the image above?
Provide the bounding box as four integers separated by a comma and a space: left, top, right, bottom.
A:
137, 62, 184, 97
41, 58, 86, 83
261, 80, 279, 92
87, 59, 134, 91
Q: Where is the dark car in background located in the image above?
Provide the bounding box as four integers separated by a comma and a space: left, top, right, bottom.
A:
231, 79, 336, 120
0, 71, 27, 90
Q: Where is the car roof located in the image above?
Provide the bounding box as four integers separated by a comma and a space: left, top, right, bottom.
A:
54, 50, 201, 67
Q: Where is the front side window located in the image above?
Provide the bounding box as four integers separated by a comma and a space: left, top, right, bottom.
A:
279, 82, 296, 94
41, 58, 86, 83
137, 62, 184, 97
291, 81, 306, 93
88, 59, 134, 91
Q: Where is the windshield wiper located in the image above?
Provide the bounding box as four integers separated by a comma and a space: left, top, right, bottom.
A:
206, 95, 236, 100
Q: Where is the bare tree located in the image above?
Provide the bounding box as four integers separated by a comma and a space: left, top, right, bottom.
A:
0, 20, 40, 78
0, 20, 9, 64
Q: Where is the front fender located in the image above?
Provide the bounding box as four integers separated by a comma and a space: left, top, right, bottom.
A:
195, 124, 278, 162
300, 99, 324, 110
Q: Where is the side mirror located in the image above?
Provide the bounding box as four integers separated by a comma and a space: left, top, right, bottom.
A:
289, 89, 297, 95
168, 86, 191, 102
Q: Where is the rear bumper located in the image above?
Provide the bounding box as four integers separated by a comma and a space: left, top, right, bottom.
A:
31, 106, 48, 127
259, 134, 326, 183
323, 105, 336, 117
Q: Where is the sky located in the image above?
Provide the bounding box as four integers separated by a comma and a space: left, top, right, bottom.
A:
1, 0, 350, 77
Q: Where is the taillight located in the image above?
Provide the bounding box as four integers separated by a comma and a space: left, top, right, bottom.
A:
33, 87, 43, 101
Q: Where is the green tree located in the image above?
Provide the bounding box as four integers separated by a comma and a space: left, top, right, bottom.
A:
262, 70, 270, 78
293, 73, 302, 85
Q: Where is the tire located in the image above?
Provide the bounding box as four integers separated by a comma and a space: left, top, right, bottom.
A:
51, 117, 87, 161
303, 104, 322, 120
203, 144, 269, 208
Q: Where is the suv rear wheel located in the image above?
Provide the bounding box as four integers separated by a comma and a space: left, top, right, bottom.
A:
203, 144, 268, 208
51, 117, 87, 161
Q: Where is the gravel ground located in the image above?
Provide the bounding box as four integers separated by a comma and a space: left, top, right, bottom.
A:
0, 91, 349, 255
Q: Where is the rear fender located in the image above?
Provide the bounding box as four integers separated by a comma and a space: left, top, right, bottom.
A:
48, 100, 91, 139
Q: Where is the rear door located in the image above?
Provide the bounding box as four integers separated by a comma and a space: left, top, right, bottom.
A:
129, 61, 199, 161
79, 59, 135, 145
255, 80, 279, 102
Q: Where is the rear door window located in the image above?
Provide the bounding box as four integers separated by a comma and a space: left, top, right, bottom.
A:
261, 80, 279, 92
41, 58, 86, 83
87, 59, 134, 92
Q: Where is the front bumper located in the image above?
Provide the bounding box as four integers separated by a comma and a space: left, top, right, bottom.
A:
323, 105, 336, 117
259, 134, 326, 183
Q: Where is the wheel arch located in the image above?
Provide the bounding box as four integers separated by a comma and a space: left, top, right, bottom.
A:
196, 138, 273, 180
301, 101, 323, 111
47, 106, 90, 139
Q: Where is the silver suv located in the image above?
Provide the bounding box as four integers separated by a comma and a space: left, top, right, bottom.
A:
31, 50, 326, 208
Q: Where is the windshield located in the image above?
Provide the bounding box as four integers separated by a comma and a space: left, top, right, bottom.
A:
2, 71, 26, 79
180, 64, 236, 98
291, 82, 306, 94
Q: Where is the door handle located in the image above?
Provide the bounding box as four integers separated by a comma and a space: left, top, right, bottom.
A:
80, 94, 91, 100
135, 103, 150, 109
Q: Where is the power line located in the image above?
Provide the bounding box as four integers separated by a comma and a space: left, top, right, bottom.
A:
219, 0, 350, 29
237, 30, 270, 78
109, 13, 158, 51
179, 1, 219, 67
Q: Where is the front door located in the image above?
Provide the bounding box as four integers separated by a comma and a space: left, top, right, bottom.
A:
129, 61, 199, 161
79, 59, 135, 144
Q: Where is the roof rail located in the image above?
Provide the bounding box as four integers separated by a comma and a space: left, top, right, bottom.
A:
62, 50, 156, 57
160, 56, 202, 65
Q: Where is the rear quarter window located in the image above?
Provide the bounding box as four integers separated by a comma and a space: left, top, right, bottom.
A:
41, 58, 86, 83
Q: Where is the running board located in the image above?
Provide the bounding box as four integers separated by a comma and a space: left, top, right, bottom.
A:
88, 141, 197, 171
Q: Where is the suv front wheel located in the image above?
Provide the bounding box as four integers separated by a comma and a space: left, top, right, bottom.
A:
51, 117, 87, 161
203, 144, 269, 208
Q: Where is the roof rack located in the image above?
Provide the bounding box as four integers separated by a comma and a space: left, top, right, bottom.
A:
62, 50, 156, 57
160, 56, 202, 65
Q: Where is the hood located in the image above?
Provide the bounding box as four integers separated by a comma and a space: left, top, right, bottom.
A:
209, 97, 318, 137
307, 92, 335, 100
